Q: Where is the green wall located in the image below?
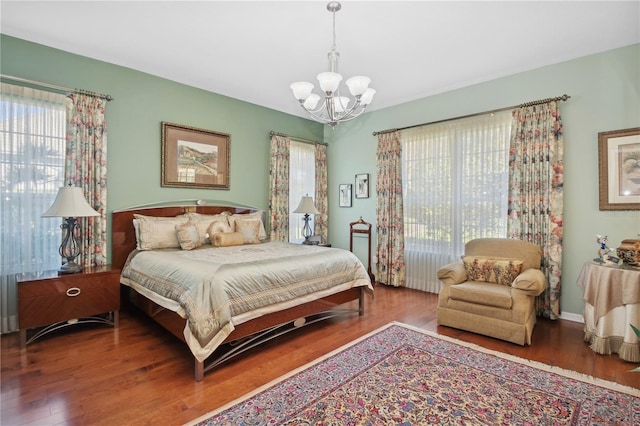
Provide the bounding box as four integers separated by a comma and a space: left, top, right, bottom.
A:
1, 34, 324, 260
327, 43, 640, 318
3, 33, 639, 317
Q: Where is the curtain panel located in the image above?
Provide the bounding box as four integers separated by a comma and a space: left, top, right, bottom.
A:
508, 101, 564, 319
375, 131, 405, 287
0, 83, 67, 333
314, 143, 328, 243
269, 135, 290, 242
65, 94, 108, 268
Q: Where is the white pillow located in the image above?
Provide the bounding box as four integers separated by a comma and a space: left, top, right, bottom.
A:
133, 214, 189, 250
228, 211, 267, 240
187, 212, 231, 244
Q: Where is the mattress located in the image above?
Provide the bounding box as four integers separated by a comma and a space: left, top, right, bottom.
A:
121, 241, 372, 361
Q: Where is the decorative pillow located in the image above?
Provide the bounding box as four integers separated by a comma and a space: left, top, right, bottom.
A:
187, 212, 231, 244
207, 220, 233, 237
234, 219, 261, 244
175, 223, 202, 251
212, 231, 245, 247
461, 256, 524, 286
228, 211, 267, 240
133, 214, 189, 250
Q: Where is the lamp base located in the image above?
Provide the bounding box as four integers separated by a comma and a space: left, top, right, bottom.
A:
59, 261, 83, 274
302, 239, 319, 245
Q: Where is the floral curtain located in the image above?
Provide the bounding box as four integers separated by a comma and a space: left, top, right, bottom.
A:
314, 143, 328, 243
65, 93, 108, 268
507, 101, 564, 319
376, 131, 405, 287
269, 134, 290, 241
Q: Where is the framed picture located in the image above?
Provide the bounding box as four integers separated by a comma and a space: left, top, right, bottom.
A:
339, 184, 352, 207
355, 173, 369, 198
161, 122, 230, 190
598, 127, 640, 210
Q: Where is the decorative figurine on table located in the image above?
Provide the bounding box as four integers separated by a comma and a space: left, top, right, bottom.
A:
595, 234, 619, 265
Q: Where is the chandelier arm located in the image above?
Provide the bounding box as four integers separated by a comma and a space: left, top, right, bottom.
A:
298, 103, 334, 125
334, 97, 363, 121
333, 106, 369, 123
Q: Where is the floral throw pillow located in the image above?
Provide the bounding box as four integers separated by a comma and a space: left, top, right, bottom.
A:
461, 256, 524, 286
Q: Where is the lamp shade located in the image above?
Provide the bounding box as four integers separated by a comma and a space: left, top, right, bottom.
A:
42, 186, 100, 218
293, 196, 320, 215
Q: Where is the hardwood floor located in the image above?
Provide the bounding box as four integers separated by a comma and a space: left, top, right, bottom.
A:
2, 286, 639, 425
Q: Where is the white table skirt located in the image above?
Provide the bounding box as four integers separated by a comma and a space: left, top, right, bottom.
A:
583, 302, 640, 362
577, 261, 640, 363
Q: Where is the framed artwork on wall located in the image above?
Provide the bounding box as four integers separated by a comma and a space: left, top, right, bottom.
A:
598, 127, 640, 210
355, 173, 369, 198
339, 184, 352, 207
161, 122, 230, 190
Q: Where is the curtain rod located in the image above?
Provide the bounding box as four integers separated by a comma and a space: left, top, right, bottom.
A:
372, 94, 570, 136
269, 131, 328, 146
1, 74, 114, 101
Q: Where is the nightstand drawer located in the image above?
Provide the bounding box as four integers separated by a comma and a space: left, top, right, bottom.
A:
18, 267, 120, 329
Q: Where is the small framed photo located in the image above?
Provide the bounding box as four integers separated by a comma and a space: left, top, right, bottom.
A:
355, 173, 369, 198
161, 122, 230, 190
339, 184, 352, 207
598, 127, 640, 210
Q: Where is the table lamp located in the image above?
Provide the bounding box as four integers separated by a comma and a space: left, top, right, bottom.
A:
293, 195, 320, 244
42, 184, 100, 274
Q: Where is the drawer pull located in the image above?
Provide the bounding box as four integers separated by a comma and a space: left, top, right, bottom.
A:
66, 287, 81, 297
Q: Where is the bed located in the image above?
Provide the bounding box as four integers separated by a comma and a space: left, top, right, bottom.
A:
111, 202, 372, 381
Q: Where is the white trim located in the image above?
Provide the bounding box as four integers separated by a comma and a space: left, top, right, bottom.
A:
559, 312, 584, 323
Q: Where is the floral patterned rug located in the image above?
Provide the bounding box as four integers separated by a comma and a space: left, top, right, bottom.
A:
187, 322, 640, 425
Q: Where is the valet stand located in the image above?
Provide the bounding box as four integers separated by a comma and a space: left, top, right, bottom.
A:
349, 217, 375, 284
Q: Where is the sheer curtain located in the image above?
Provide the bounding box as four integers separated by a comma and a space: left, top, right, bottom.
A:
401, 111, 512, 293
0, 83, 67, 333
289, 140, 316, 243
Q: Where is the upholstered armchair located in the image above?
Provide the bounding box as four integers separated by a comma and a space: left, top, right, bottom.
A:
437, 238, 546, 345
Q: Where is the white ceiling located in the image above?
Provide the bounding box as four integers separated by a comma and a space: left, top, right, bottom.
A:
2, 1, 639, 118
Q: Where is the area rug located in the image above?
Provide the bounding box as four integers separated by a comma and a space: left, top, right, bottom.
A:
187, 322, 640, 425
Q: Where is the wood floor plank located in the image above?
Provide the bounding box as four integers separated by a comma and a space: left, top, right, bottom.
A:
1, 286, 638, 425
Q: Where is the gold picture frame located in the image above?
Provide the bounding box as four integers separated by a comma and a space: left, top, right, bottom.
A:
161, 122, 230, 190
598, 127, 640, 210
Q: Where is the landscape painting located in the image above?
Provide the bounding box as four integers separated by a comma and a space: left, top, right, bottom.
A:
161, 122, 230, 190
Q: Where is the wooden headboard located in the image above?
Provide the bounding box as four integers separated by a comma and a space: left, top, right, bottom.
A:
111, 203, 261, 270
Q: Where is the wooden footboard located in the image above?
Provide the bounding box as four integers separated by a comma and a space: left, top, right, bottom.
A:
113, 202, 368, 381
128, 285, 364, 381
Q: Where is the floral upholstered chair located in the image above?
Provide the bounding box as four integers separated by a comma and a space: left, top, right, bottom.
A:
437, 238, 546, 345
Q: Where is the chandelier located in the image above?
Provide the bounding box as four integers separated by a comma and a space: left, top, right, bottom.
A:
290, 1, 375, 128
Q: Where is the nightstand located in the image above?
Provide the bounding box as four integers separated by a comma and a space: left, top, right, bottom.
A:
17, 265, 120, 348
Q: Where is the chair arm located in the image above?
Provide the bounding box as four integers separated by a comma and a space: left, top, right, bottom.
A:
511, 268, 546, 295
437, 262, 467, 285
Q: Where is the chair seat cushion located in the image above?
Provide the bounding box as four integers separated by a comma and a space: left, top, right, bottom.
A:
448, 282, 513, 309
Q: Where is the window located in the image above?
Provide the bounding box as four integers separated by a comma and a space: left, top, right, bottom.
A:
0, 83, 66, 333
401, 111, 512, 292
288, 140, 316, 243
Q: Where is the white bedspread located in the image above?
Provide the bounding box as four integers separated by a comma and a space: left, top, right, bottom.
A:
121, 241, 371, 361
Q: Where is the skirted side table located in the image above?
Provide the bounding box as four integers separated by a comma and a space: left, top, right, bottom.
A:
576, 261, 640, 362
